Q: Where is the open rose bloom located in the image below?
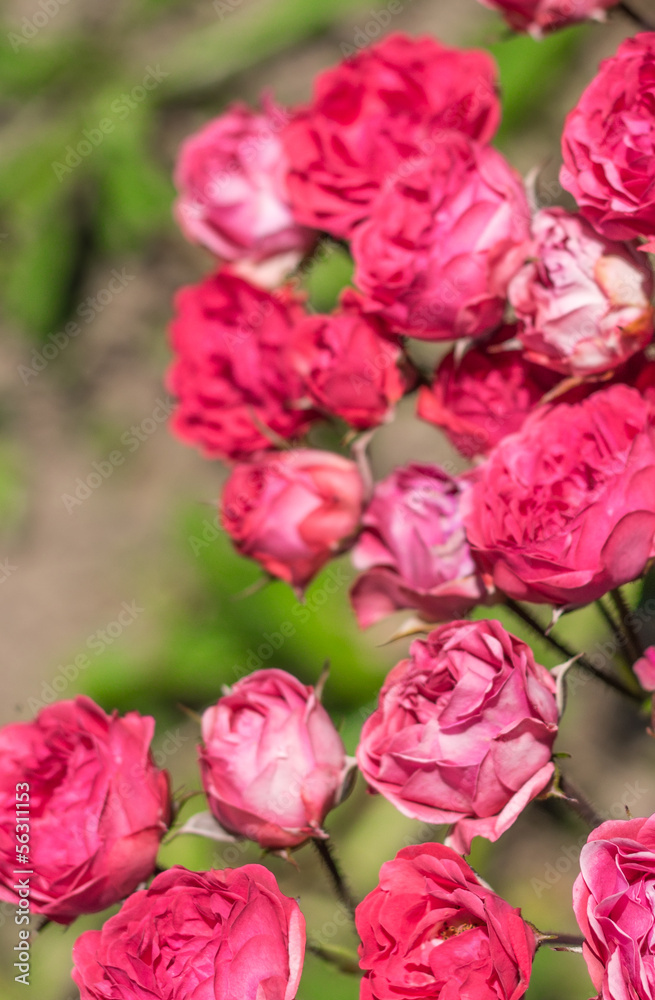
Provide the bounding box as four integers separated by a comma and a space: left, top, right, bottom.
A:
73, 865, 305, 1000
0, 697, 170, 924
199, 669, 352, 849
357, 620, 559, 853
478, 0, 618, 36
356, 843, 537, 1000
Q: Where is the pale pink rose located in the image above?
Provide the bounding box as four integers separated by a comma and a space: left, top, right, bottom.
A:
199, 669, 351, 849
479, 0, 618, 36
574, 815, 655, 1000
509, 208, 654, 376
221, 449, 365, 593
350, 463, 490, 627
357, 619, 559, 854
73, 865, 306, 1000
352, 136, 531, 340
174, 102, 313, 286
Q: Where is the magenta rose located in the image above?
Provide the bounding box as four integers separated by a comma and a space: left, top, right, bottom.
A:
561, 34, 655, 246
288, 289, 415, 430
199, 668, 352, 849
478, 0, 618, 35
509, 208, 654, 376
463, 383, 655, 606
356, 842, 537, 1000
0, 696, 170, 924
350, 463, 490, 628
573, 814, 655, 1000
357, 620, 558, 853
282, 33, 500, 239
417, 325, 559, 457
174, 102, 313, 287
167, 269, 319, 461
72, 864, 305, 1000
221, 449, 365, 593
352, 136, 530, 340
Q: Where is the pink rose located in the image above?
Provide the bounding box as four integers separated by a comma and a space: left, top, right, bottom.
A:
199, 668, 352, 849
561, 34, 655, 246
634, 647, 655, 691
357, 620, 558, 853
167, 270, 319, 461
509, 208, 654, 376
288, 289, 415, 430
72, 864, 305, 1000
478, 0, 618, 35
356, 842, 537, 1000
282, 33, 500, 239
463, 383, 655, 606
573, 815, 655, 1000
417, 325, 559, 457
0, 696, 170, 924
221, 449, 365, 593
174, 102, 313, 287
350, 464, 490, 628
352, 136, 530, 340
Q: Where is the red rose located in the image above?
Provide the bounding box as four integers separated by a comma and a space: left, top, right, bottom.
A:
463, 384, 655, 605
282, 33, 500, 238
221, 449, 365, 593
174, 102, 313, 287
72, 865, 305, 1000
417, 325, 559, 457
167, 269, 319, 461
199, 668, 352, 848
356, 842, 537, 1000
479, 0, 618, 35
352, 136, 530, 340
509, 208, 654, 376
573, 815, 655, 1000
288, 290, 414, 429
0, 697, 170, 924
357, 620, 558, 853
561, 34, 655, 246
350, 463, 489, 627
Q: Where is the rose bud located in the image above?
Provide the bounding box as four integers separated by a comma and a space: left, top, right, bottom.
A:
561, 34, 655, 248
221, 448, 365, 594
417, 324, 560, 457
167, 269, 320, 461
72, 864, 305, 1000
357, 620, 558, 853
174, 101, 313, 287
282, 33, 500, 239
0, 696, 170, 925
288, 289, 415, 430
463, 383, 655, 606
573, 815, 655, 1000
350, 464, 490, 628
199, 669, 352, 849
508, 208, 654, 377
352, 135, 531, 340
356, 842, 537, 1000
478, 0, 618, 36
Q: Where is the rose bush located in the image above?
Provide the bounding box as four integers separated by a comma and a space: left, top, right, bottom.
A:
356, 842, 537, 1000
72, 864, 305, 1000
0, 696, 170, 924
199, 668, 352, 849
357, 620, 559, 853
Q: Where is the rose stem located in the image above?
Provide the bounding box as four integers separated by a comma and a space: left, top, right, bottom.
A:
505, 598, 641, 700
595, 599, 635, 670
538, 933, 585, 951
306, 941, 361, 974
617, 1, 655, 30
558, 773, 604, 828
609, 588, 644, 661
312, 836, 358, 921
